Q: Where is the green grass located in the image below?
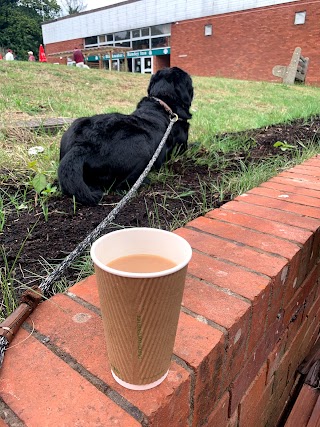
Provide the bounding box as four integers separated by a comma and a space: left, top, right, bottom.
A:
217, 144, 319, 198
2, 61, 320, 133
1, 60, 320, 187
190, 76, 320, 140
0, 60, 320, 318
0, 61, 147, 122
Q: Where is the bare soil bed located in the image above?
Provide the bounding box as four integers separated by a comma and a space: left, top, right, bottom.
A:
1, 116, 320, 306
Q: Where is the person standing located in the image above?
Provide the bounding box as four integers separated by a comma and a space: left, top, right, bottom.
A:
28, 51, 35, 61
39, 44, 47, 62
5, 49, 14, 60
72, 47, 90, 68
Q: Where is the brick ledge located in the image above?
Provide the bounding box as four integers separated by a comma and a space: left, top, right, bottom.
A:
0, 154, 319, 426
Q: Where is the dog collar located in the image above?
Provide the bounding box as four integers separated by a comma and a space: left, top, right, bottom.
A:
150, 97, 181, 122
151, 97, 173, 114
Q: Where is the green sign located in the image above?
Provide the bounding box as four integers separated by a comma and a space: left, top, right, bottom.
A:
87, 47, 170, 61
127, 48, 170, 58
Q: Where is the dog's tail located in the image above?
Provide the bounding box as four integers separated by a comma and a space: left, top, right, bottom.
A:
58, 148, 103, 206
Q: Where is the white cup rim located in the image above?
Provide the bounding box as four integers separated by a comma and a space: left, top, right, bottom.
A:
90, 227, 192, 278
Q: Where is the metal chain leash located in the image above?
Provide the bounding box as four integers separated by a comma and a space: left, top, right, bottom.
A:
40, 113, 178, 294
0, 113, 178, 368
0, 336, 8, 367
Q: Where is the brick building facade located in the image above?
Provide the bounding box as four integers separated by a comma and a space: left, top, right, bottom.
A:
170, 1, 320, 85
42, 0, 320, 84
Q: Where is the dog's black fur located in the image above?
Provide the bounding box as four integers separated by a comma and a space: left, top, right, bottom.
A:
58, 67, 194, 206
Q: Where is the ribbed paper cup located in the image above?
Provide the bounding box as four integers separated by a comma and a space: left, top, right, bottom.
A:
90, 227, 192, 390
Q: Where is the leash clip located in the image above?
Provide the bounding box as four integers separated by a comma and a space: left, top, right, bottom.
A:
170, 113, 179, 123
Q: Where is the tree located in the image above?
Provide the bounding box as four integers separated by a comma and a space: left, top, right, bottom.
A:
0, 0, 61, 59
60, 0, 87, 15
19, 0, 61, 21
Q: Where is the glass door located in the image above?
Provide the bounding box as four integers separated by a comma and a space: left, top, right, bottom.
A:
132, 56, 153, 73
132, 58, 141, 73
142, 57, 152, 73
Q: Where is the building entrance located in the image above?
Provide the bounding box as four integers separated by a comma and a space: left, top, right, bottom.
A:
132, 56, 152, 73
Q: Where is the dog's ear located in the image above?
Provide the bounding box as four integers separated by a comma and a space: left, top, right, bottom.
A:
170, 67, 194, 108
148, 67, 193, 114
73, 117, 92, 135
147, 68, 169, 98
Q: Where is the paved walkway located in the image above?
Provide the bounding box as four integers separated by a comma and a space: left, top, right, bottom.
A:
4, 117, 74, 135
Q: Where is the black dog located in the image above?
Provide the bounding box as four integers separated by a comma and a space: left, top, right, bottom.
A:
58, 67, 194, 206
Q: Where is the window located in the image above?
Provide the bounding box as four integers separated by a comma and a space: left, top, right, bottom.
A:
114, 31, 130, 41
85, 24, 172, 51
132, 29, 140, 38
132, 39, 150, 50
85, 36, 98, 45
294, 11, 306, 25
151, 24, 170, 36
151, 36, 169, 48
115, 41, 131, 47
141, 28, 149, 37
204, 24, 212, 36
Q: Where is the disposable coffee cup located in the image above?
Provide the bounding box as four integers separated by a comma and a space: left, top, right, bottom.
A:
90, 227, 192, 390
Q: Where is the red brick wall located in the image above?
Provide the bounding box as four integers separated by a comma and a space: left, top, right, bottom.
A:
171, 0, 320, 85
176, 158, 320, 425
45, 39, 84, 64
1, 156, 319, 425
153, 54, 170, 72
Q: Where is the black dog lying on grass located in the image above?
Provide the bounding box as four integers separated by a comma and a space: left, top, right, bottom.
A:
58, 67, 194, 206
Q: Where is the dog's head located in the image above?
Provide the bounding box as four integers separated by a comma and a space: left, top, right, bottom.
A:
147, 67, 193, 120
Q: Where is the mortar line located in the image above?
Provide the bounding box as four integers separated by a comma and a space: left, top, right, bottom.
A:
189, 247, 287, 281
178, 309, 232, 413
186, 272, 254, 305
0, 396, 26, 427
238, 190, 320, 208
186, 218, 305, 248
185, 225, 290, 261
172, 354, 195, 427
249, 185, 320, 202
221, 203, 319, 231
189, 248, 273, 281
66, 291, 102, 316
181, 306, 228, 336
22, 323, 150, 427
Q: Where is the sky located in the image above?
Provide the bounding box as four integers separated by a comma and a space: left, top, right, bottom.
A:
84, 0, 125, 10
58, 0, 126, 12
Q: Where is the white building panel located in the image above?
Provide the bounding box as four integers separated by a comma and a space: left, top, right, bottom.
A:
42, 0, 300, 44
